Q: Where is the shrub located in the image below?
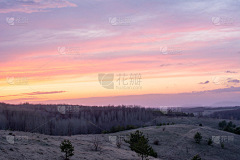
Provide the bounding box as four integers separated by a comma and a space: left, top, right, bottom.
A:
194, 132, 202, 144
199, 123, 202, 126
153, 140, 159, 145
163, 123, 166, 125
227, 121, 233, 127
60, 140, 74, 160
92, 136, 102, 151
221, 142, 224, 149
116, 138, 122, 148
171, 122, 175, 125
102, 130, 108, 134
235, 127, 240, 134
167, 123, 169, 125
207, 138, 213, 146
124, 130, 157, 159
191, 154, 201, 160
218, 120, 227, 129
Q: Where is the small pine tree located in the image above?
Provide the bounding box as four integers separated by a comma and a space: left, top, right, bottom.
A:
125, 130, 157, 160
194, 132, 202, 144
191, 154, 201, 160
221, 142, 224, 149
207, 138, 213, 146
60, 140, 74, 160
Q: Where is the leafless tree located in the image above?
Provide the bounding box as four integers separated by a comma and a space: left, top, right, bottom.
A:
92, 136, 102, 151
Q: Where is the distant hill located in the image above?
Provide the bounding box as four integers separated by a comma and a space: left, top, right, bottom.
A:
212, 101, 240, 107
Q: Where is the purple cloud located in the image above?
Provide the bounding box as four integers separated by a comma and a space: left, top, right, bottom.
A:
199, 81, 209, 84
225, 71, 238, 73
228, 79, 240, 83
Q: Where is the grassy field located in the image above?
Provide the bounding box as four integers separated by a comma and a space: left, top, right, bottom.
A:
1, 117, 240, 160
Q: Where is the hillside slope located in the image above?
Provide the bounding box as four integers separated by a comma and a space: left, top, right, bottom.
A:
1, 118, 240, 160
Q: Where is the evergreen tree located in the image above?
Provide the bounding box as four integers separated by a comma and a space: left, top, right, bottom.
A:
60, 140, 74, 160
194, 132, 202, 144
125, 130, 157, 160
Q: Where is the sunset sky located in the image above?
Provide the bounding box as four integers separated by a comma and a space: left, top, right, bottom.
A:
0, 0, 239, 107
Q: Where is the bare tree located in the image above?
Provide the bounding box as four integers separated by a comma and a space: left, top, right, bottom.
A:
92, 136, 102, 151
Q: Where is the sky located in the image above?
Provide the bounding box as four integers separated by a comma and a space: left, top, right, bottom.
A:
0, 0, 240, 107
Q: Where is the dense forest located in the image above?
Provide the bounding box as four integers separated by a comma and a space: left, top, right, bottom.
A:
0, 103, 161, 136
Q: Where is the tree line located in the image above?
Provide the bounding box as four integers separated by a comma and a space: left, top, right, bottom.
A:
0, 103, 160, 136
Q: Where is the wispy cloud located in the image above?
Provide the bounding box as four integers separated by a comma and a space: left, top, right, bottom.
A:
0, 0, 77, 13
199, 80, 209, 84
225, 71, 238, 73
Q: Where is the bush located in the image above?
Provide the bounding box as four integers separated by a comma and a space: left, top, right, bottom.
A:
235, 127, 240, 134
221, 142, 224, 149
218, 120, 227, 129
153, 140, 159, 145
116, 138, 122, 148
92, 136, 102, 151
194, 132, 202, 144
124, 130, 157, 159
207, 138, 213, 146
171, 122, 175, 125
191, 154, 201, 160
101, 130, 108, 134
167, 123, 169, 125
163, 123, 166, 125
60, 140, 74, 160
199, 123, 202, 126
